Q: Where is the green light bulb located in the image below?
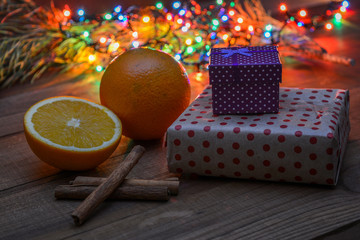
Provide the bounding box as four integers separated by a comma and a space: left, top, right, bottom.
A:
83, 31, 90, 37
334, 13, 342, 20
104, 13, 112, 20
230, 2, 235, 7
265, 24, 272, 31
156, 2, 163, 9
96, 66, 103, 72
216, 0, 223, 5
186, 46, 194, 54
195, 36, 202, 43
212, 19, 220, 26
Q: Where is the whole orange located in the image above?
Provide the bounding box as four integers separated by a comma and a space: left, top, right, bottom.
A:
100, 48, 191, 140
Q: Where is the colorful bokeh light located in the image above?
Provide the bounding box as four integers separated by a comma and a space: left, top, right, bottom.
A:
173, 1, 181, 9
142, 16, 150, 23
299, 10, 307, 17
77, 9, 84, 16
99, 37, 107, 44
325, 23, 333, 30
280, 4, 287, 12
155, 2, 163, 10
114, 5, 122, 13
83, 31, 89, 37
104, 13, 112, 20
96, 65, 103, 72
63, 9, 71, 17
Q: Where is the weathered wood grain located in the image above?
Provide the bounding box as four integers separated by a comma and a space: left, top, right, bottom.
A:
0, 112, 24, 137
55, 185, 171, 201
340, 139, 360, 193
1, 176, 360, 240
0, 74, 100, 118
0, 133, 60, 191
0, 132, 134, 191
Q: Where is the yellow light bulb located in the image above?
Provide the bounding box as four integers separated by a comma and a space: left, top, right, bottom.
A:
109, 42, 120, 52
99, 37, 107, 44
142, 16, 150, 23
88, 55, 96, 63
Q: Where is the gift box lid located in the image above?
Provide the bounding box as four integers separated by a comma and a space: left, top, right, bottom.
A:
209, 46, 282, 84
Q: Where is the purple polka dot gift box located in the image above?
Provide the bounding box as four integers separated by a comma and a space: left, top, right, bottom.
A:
209, 46, 282, 115
166, 86, 350, 186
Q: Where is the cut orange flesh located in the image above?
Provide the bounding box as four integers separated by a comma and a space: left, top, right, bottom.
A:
24, 96, 122, 170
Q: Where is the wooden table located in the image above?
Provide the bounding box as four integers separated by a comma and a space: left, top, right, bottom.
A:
1, 9, 360, 240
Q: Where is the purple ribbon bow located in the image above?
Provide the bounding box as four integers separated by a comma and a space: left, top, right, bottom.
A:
217, 48, 252, 57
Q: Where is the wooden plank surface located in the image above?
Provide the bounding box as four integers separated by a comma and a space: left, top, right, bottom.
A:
1, 7, 360, 240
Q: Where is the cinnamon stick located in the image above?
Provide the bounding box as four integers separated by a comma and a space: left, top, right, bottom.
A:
71, 176, 179, 195
164, 177, 180, 181
55, 185, 170, 201
71, 145, 145, 225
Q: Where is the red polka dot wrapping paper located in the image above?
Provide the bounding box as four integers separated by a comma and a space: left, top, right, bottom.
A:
209, 46, 282, 115
166, 86, 350, 186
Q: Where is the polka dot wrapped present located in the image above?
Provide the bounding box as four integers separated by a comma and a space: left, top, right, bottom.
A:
209, 46, 282, 115
166, 86, 350, 186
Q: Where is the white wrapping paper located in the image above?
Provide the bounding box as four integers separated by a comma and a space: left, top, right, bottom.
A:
167, 86, 350, 185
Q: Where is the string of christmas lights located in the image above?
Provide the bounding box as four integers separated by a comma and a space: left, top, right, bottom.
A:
0, 0, 354, 88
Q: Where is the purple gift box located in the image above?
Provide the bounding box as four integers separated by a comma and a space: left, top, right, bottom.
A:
209, 46, 282, 115
166, 86, 350, 186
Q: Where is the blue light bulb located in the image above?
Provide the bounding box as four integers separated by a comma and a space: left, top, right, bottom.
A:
175, 53, 181, 61
77, 9, 85, 16
179, 9, 186, 16
221, 15, 229, 22
114, 5, 122, 13
173, 1, 181, 9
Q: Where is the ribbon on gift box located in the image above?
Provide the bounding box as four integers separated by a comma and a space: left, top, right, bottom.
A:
216, 48, 253, 57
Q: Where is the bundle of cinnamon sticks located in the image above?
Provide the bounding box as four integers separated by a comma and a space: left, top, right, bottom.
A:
54, 145, 180, 225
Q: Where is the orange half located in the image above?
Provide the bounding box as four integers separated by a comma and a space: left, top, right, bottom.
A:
24, 96, 122, 170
